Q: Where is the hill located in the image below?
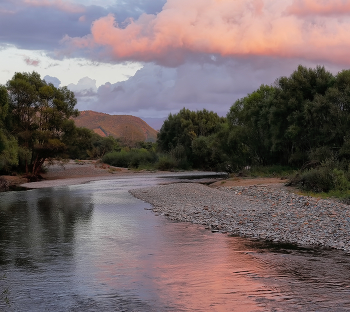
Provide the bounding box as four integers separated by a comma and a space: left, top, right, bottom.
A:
73, 111, 158, 144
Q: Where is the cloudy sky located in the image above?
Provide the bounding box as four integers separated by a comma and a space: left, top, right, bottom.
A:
1, 0, 350, 129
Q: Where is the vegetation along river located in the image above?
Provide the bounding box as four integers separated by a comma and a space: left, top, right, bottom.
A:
1, 174, 350, 311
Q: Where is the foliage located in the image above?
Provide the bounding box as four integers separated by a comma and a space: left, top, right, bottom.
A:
102, 148, 158, 169
227, 85, 276, 166
5, 71, 79, 177
0, 130, 18, 172
0, 85, 18, 172
227, 65, 350, 168
3, 64, 350, 196
290, 157, 350, 193
62, 120, 121, 160
102, 147, 190, 171
243, 165, 294, 178
156, 154, 178, 171
157, 108, 227, 169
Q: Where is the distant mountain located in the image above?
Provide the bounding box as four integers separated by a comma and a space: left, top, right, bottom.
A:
73, 111, 158, 143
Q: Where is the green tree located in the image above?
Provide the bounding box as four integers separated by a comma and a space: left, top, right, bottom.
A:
227, 65, 340, 168
227, 85, 275, 166
0, 85, 18, 172
62, 123, 121, 160
6, 72, 78, 177
269, 65, 334, 165
87, 134, 120, 159
157, 108, 226, 168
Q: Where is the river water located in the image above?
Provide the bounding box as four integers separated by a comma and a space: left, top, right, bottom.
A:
1, 174, 350, 311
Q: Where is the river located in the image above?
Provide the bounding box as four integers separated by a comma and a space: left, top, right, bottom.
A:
0, 174, 350, 311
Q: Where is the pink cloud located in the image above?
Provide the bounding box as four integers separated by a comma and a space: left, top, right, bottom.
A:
286, 0, 350, 16
62, 0, 350, 66
24, 0, 85, 14
24, 57, 40, 66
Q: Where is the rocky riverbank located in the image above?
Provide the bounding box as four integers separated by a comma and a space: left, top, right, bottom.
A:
130, 183, 350, 252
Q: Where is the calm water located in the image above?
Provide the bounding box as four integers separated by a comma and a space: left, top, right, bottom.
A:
1, 175, 350, 311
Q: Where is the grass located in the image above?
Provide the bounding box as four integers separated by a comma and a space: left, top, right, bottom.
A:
226, 165, 350, 203
293, 188, 350, 202
248, 166, 295, 178
228, 165, 295, 179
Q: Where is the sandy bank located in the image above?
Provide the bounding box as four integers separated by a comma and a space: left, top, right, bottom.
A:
19, 160, 132, 188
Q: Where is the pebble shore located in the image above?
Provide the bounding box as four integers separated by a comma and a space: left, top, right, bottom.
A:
130, 183, 350, 252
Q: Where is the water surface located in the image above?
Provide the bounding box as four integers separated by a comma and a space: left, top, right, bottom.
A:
1, 175, 350, 311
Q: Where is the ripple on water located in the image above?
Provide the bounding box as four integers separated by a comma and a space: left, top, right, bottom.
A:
1, 175, 350, 311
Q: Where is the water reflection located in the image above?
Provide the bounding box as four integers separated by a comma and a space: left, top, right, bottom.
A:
0, 188, 93, 269
0, 177, 350, 311
239, 239, 350, 310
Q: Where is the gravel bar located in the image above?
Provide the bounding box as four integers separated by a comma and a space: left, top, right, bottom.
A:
130, 183, 350, 252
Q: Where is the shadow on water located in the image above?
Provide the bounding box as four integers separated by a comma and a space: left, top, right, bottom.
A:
227, 236, 350, 310
0, 188, 94, 269
161, 172, 228, 180
243, 238, 319, 254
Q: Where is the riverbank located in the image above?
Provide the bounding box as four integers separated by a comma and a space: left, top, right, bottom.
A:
5, 162, 349, 252
130, 183, 350, 252
0, 160, 141, 190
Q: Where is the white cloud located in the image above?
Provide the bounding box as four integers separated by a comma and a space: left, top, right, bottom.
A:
72, 56, 348, 119
0, 46, 142, 87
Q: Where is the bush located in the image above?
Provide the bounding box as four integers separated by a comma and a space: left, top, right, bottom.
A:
102, 148, 158, 169
332, 168, 350, 191
129, 149, 157, 168
290, 160, 350, 193
156, 155, 178, 171
297, 167, 334, 192
102, 150, 130, 168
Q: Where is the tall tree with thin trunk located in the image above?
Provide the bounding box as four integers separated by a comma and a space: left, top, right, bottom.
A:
6, 72, 79, 177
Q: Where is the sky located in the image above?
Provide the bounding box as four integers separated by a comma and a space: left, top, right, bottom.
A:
1, 0, 350, 129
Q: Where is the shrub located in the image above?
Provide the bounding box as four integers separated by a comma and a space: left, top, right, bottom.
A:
102, 150, 130, 168
297, 167, 334, 192
156, 155, 178, 171
128, 149, 157, 168
332, 168, 350, 191
102, 148, 158, 169
290, 161, 350, 193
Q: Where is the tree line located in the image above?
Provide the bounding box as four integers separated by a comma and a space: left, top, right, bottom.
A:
155, 65, 350, 170
152, 65, 350, 193
3, 66, 350, 193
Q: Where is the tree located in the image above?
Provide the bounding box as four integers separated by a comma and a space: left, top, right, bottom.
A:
0, 85, 18, 172
6, 72, 78, 177
269, 65, 334, 165
226, 65, 350, 168
157, 108, 226, 167
227, 85, 275, 166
